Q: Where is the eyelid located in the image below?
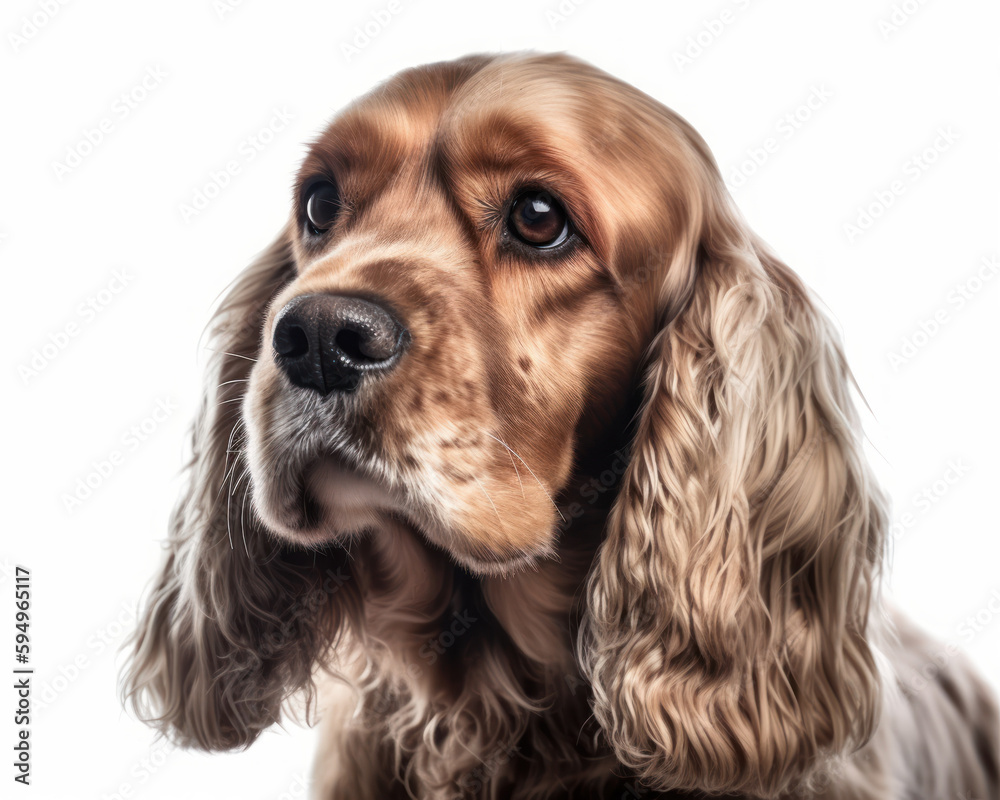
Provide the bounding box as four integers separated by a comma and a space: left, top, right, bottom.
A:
300, 176, 334, 206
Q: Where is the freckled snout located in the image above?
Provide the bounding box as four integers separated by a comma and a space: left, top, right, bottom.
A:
272, 294, 408, 395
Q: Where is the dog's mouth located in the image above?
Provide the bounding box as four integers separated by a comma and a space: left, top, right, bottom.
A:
251, 448, 554, 576
242, 373, 562, 575
254, 450, 440, 555
246, 444, 414, 547
298, 455, 410, 542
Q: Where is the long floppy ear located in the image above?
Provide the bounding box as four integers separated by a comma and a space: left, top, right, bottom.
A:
581, 179, 888, 796
123, 231, 351, 749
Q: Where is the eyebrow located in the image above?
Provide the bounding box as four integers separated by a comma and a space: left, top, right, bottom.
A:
440, 111, 564, 174
434, 113, 604, 253
299, 115, 410, 184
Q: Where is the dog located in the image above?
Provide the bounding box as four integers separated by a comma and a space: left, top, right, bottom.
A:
124, 53, 999, 799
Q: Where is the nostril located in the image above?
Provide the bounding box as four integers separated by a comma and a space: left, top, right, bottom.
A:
274, 323, 310, 359
272, 293, 407, 395
334, 328, 371, 363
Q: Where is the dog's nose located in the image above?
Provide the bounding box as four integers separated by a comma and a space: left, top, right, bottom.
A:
272, 294, 408, 394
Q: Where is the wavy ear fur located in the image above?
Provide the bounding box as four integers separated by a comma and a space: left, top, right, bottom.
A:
122, 232, 351, 750
582, 176, 888, 796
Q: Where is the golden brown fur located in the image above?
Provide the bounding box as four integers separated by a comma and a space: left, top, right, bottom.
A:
123, 53, 999, 799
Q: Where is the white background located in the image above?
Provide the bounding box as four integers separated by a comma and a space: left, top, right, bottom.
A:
2, 0, 998, 797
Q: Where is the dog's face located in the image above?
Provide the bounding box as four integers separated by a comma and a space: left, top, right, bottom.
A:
245, 55, 668, 572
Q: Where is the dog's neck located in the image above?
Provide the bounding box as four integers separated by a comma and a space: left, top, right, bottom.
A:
300, 410, 640, 796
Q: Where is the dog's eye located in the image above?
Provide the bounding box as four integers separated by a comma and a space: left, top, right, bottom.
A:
508, 190, 569, 248
304, 180, 341, 235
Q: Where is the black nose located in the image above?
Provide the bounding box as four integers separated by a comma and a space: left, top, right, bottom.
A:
272, 294, 408, 394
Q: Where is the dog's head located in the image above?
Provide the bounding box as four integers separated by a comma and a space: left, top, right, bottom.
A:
246, 53, 678, 573
125, 53, 887, 798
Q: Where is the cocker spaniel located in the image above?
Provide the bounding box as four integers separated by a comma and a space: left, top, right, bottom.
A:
124, 53, 999, 799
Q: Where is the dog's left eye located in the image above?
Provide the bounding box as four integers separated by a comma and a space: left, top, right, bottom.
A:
304, 180, 341, 235
508, 190, 570, 248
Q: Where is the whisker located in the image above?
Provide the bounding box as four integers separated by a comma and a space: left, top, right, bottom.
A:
226, 473, 235, 551
240, 478, 252, 558
473, 476, 503, 526
492, 432, 525, 499
509, 455, 524, 499
482, 431, 565, 522
221, 419, 251, 550
233, 465, 251, 492
217, 378, 249, 389
205, 348, 258, 363
217, 419, 246, 501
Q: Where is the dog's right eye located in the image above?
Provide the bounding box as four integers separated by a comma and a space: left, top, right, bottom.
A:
304, 180, 341, 235
507, 189, 570, 249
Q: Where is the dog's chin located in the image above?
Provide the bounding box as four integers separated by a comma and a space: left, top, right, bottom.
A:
255, 457, 553, 576
255, 456, 404, 547
307, 456, 406, 537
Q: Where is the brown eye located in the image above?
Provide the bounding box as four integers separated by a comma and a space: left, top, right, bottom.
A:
304, 180, 341, 235
508, 190, 570, 248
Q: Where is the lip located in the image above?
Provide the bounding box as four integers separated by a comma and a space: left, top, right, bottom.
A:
294, 455, 407, 542
248, 422, 556, 575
